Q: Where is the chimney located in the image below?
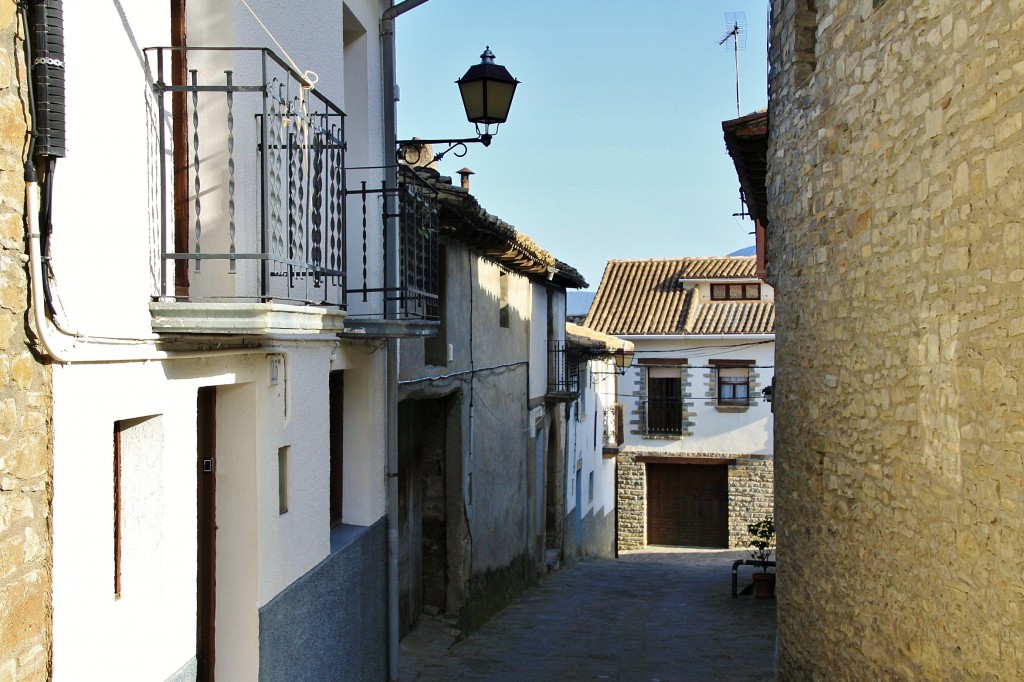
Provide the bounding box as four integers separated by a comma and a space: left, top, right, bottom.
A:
457, 167, 474, 191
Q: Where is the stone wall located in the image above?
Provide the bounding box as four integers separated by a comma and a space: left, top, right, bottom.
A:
0, 2, 53, 680
726, 456, 773, 548
616, 452, 773, 550
616, 456, 646, 549
768, 0, 1024, 677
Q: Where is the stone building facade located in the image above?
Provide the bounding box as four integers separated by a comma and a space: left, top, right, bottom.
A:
616, 453, 773, 550
585, 258, 775, 552
768, 0, 1024, 677
0, 3, 52, 680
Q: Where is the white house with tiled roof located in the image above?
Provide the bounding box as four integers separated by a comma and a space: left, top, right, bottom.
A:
584, 257, 774, 549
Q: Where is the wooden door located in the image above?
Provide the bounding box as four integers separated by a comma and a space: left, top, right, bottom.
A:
646, 463, 728, 548
197, 387, 216, 680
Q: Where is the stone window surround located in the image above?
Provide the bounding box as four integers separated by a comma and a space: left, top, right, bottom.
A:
707, 359, 762, 413
631, 358, 695, 439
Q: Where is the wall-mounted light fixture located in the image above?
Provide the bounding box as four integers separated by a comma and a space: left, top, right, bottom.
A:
590, 346, 635, 376
398, 47, 519, 164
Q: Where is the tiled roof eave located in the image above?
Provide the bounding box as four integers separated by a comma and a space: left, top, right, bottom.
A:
413, 171, 587, 288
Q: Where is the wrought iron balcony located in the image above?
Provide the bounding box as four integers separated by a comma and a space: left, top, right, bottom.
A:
547, 339, 584, 399
145, 47, 438, 334
603, 403, 624, 448
344, 166, 440, 322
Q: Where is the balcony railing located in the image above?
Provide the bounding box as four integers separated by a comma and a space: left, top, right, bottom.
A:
344, 167, 439, 320
548, 340, 585, 397
603, 403, 624, 447
642, 397, 684, 436
146, 46, 439, 321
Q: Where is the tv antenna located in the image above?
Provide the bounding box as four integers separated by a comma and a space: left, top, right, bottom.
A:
719, 12, 747, 117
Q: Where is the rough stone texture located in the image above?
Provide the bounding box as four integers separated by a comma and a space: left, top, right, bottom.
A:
0, 4, 52, 681
768, 0, 1024, 678
616, 452, 774, 550
727, 456, 775, 548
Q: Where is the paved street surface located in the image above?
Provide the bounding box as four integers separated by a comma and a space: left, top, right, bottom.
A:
400, 547, 777, 681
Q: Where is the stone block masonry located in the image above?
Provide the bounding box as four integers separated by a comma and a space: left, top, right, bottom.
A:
616, 452, 773, 551
0, 3, 53, 680
768, 0, 1024, 678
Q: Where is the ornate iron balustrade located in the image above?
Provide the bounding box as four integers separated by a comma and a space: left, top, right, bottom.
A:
603, 403, 624, 447
147, 47, 346, 305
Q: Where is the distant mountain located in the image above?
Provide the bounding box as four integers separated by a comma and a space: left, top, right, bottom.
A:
567, 291, 596, 318
728, 245, 757, 257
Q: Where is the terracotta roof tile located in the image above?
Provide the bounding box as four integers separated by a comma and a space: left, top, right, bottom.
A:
584, 257, 773, 336
689, 300, 774, 335
678, 257, 758, 279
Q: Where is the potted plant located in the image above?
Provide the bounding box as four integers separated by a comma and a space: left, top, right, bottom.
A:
747, 516, 776, 598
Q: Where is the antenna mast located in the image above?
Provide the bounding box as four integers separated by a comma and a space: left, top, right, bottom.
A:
720, 12, 747, 117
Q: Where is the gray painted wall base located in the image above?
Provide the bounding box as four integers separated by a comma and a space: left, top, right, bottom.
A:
259, 518, 388, 682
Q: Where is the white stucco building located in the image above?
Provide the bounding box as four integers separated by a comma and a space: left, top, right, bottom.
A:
560, 323, 632, 561
584, 257, 775, 549
33, 1, 435, 679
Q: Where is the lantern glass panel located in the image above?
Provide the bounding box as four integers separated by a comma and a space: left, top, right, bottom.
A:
459, 80, 485, 121
483, 80, 517, 123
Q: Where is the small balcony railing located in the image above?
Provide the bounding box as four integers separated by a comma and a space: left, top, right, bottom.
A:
146, 46, 439, 321
547, 340, 585, 397
642, 397, 684, 436
603, 403, 624, 447
344, 167, 439, 320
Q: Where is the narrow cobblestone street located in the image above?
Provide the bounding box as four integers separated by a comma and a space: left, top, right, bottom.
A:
400, 548, 777, 681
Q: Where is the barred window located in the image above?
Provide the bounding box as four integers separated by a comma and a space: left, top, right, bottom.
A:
710, 283, 760, 300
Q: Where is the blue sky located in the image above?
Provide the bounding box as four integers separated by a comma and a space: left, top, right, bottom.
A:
395, 1, 769, 290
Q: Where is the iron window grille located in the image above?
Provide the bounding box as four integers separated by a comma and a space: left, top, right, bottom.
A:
710, 282, 761, 300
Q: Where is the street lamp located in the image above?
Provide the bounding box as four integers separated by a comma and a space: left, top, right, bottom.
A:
612, 347, 635, 375
589, 346, 635, 376
398, 47, 519, 164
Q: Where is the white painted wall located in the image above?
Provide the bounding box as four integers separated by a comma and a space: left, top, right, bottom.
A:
52, 0, 169, 337
335, 343, 389, 527
50, 346, 359, 679
529, 282, 549, 401
49, 1, 391, 679
565, 358, 617, 519
621, 338, 775, 456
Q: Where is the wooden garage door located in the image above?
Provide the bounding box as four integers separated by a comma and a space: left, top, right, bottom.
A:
646, 463, 728, 548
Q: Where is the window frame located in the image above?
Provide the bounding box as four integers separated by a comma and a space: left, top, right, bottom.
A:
710, 359, 755, 408
709, 281, 761, 301
644, 363, 685, 436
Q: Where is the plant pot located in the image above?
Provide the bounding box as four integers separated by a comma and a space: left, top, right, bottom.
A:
751, 571, 776, 598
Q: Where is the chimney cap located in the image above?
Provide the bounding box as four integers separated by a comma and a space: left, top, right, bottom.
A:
457, 167, 475, 176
